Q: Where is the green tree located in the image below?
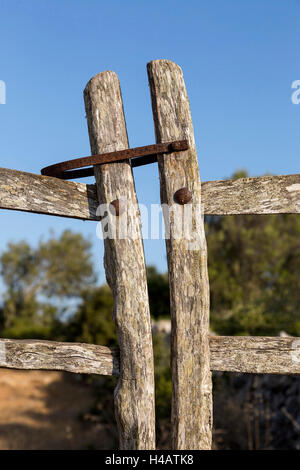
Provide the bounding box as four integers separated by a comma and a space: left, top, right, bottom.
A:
0, 230, 95, 338
66, 285, 116, 346
65, 266, 172, 346
207, 171, 300, 336
146, 266, 170, 319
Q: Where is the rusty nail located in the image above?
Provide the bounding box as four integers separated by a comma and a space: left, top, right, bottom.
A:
109, 199, 126, 216
174, 187, 192, 205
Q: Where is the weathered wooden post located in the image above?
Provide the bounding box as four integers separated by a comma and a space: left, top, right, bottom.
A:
148, 60, 212, 449
0, 59, 300, 452
84, 71, 156, 450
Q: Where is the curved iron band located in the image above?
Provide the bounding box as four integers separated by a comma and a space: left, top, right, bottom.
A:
41, 140, 189, 180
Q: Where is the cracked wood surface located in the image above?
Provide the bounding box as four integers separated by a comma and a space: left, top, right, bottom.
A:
0, 168, 299, 219
0, 339, 119, 375
0, 168, 99, 220
202, 173, 300, 215
210, 336, 300, 374
148, 59, 212, 450
1, 336, 300, 376
83, 71, 155, 450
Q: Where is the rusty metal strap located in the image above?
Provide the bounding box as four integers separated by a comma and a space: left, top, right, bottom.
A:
41, 140, 189, 180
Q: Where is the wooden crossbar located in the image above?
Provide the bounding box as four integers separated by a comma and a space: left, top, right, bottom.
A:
0, 168, 299, 220
0, 339, 119, 375
1, 336, 300, 376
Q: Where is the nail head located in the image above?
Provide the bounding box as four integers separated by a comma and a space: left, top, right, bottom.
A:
174, 187, 192, 205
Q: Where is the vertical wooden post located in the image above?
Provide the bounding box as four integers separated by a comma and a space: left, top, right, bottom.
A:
84, 71, 156, 450
147, 60, 212, 449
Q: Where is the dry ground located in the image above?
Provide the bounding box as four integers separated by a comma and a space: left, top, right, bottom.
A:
0, 368, 114, 450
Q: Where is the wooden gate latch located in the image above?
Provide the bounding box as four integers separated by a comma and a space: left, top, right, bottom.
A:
41, 140, 189, 180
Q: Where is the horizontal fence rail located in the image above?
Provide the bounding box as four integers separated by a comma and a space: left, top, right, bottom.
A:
202, 174, 300, 215
0, 168, 99, 220
0, 168, 299, 219
210, 336, 300, 374
1, 336, 300, 376
0, 339, 119, 376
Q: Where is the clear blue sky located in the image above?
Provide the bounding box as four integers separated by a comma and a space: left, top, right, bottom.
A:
0, 0, 299, 283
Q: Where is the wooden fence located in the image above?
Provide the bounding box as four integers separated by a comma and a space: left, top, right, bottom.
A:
0, 59, 299, 450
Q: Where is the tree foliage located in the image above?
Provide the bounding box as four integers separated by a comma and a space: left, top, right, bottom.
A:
146, 266, 170, 319
0, 230, 95, 338
66, 285, 116, 346
207, 171, 300, 336
0, 185, 298, 432
0, 171, 299, 340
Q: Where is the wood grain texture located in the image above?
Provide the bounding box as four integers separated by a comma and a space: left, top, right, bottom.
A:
84, 71, 155, 450
148, 59, 212, 450
210, 335, 300, 374
202, 173, 300, 215
0, 167, 99, 220
0, 168, 299, 220
2, 336, 300, 376
0, 339, 119, 375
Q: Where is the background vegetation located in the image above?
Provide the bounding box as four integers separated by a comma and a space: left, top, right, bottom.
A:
0, 171, 299, 448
